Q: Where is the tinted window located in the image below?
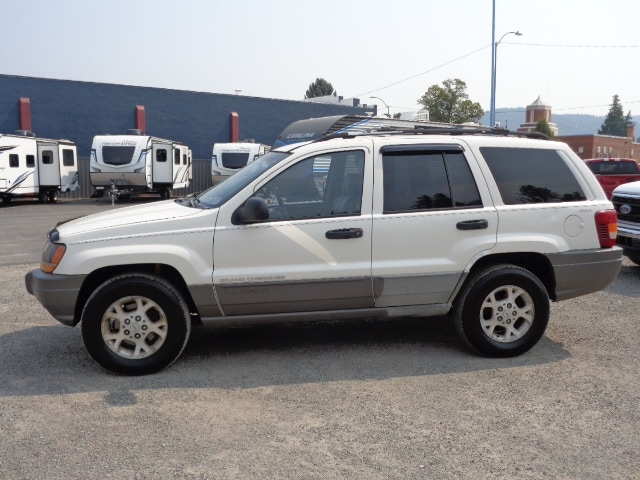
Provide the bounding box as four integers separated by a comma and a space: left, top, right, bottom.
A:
156, 149, 167, 163
174, 149, 180, 165
103, 146, 135, 165
481, 147, 586, 204
62, 149, 75, 167
383, 150, 481, 213
9, 154, 19, 167
26, 154, 35, 168
42, 150, 53, 165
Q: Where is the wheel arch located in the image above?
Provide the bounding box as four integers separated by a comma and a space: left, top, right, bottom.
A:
467, 252, 556, 301
74, 263, 199, 326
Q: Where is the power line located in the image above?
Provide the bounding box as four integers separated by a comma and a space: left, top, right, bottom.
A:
356, 44, 491, 98
503, 42, 638, 48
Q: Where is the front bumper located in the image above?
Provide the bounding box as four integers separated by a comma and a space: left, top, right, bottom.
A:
546, 247, 622, 301
25, 269, 86, 326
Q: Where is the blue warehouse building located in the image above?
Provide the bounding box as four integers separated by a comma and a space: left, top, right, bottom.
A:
1, 74, 375, 197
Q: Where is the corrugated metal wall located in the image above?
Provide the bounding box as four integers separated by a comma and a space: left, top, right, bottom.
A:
60, 158, 213, 199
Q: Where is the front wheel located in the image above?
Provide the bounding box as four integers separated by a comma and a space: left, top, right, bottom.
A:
453, 265, 549, 357
81, 274, 191, 375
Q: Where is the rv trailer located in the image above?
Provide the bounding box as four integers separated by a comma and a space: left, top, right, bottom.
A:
211, 142, 270, 185
0, 130, 79, 205
90, 131, 192, 199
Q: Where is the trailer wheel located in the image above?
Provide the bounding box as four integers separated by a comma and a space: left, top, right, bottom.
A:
47, 191, 58, 203
160, 187, 172, 199
1, 196, 11, 205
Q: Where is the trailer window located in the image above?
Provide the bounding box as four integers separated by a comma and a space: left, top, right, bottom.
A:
42, 151, 53, 165
26, 155, 35, 168
9, 154, 19, 167
62, 149, 75, 167
174, 150, 180, 165
183, 154, 187, 165
103, 146, 136, 165
156, 149, 167, 163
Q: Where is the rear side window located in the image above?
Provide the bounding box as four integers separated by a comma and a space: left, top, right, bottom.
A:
9, 154, 19, 167
382, 147, 482, 213
480, 147, 586, 204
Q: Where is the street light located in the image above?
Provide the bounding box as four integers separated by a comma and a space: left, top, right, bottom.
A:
489, 30, 522, 128
370, 96, 390, 116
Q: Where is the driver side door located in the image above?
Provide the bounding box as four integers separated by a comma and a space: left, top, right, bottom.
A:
212, 148, 373, 316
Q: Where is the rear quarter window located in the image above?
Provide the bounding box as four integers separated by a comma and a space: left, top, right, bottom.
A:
480, 147, 586, 204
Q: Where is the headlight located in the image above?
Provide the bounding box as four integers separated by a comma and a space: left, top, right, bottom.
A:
41, 241, 66, 273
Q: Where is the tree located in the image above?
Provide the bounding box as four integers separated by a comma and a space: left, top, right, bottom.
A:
598, 95, 634, 137
534, 118, 555, 138
304, 78, 336, 99
417, 78, 483, 124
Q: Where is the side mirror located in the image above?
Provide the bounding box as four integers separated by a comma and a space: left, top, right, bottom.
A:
232, 197, 269, 224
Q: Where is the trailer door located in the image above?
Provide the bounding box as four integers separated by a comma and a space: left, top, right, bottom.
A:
37, 144, 61, 187
152, 143, 173, 183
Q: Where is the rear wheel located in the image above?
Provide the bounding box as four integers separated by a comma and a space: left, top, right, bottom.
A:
81, 274, 191, 375
47, 191, 58, 203
453, 265, 549, 357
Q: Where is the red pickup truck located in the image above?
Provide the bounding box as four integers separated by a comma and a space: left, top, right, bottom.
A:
584, 158, 640, 199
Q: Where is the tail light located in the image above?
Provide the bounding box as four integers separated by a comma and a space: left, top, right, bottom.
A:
595, 209, 618, 248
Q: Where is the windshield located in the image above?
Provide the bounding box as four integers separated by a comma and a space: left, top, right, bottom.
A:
196, 151, 290, 208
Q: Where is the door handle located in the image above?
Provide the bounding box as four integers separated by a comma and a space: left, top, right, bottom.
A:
456, 219, 488, 230
325, 228, 364, 239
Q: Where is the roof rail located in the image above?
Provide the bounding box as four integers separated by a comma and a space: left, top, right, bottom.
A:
313, 125, 551, 143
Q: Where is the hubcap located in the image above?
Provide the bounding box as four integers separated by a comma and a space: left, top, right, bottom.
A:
480, 285, 534, 343
101, 296, 168, 359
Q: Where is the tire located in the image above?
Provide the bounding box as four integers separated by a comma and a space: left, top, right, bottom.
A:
81, 273, 191, 375
624, 252, 640, 266
160, 187, 172, 200
453, 265, 549, 357
47, 191, 58, 203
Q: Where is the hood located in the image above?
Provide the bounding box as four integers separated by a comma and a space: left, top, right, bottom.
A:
56, 200, 212, 239
613, 181, 640, 196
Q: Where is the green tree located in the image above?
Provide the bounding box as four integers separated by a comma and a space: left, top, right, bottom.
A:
598, 95, 634, 137
304, 78, 336, 99
417, 78, 483, 124
534, 118, 555, 138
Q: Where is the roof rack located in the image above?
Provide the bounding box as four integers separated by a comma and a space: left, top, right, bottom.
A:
313, 125, 551, 143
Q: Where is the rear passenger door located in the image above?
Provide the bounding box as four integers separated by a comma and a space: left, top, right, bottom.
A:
371, 144, 497, 307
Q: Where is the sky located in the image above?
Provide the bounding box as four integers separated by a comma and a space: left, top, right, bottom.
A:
2, 0, 639, 118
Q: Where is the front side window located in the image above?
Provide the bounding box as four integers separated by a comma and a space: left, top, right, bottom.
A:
62, 149, 75, 167
253, 150, 365, 221
383, 148, 481, 213
41, 151, 53, 165
481, 147, 586, 204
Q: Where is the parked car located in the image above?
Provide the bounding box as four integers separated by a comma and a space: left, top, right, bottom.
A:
612, 180, 640, 264
25, 126, 622, 375
584, 157, 640, 199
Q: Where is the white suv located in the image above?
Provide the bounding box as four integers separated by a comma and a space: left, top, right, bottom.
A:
25, 127, 622, 374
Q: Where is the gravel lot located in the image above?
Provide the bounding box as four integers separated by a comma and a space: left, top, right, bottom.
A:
1, 198, 639, 479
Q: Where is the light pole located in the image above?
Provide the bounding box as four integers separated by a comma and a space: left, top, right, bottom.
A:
489, 30, 522, 127
370, 96, 390, 117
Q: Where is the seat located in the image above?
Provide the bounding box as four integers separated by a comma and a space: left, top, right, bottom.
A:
332, 173, 363, 214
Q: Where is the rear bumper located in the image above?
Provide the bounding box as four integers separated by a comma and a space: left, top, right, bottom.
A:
546, 247, 622, 301
25, 269, 86, 326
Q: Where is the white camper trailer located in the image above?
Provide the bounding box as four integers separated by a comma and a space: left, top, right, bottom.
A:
0, 131, 79, 205
90, 131, 192, 199
211, 142, 269, 185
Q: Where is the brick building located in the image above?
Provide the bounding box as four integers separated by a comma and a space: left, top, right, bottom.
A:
559, 126, 639, 161
517, 96, 558, 136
